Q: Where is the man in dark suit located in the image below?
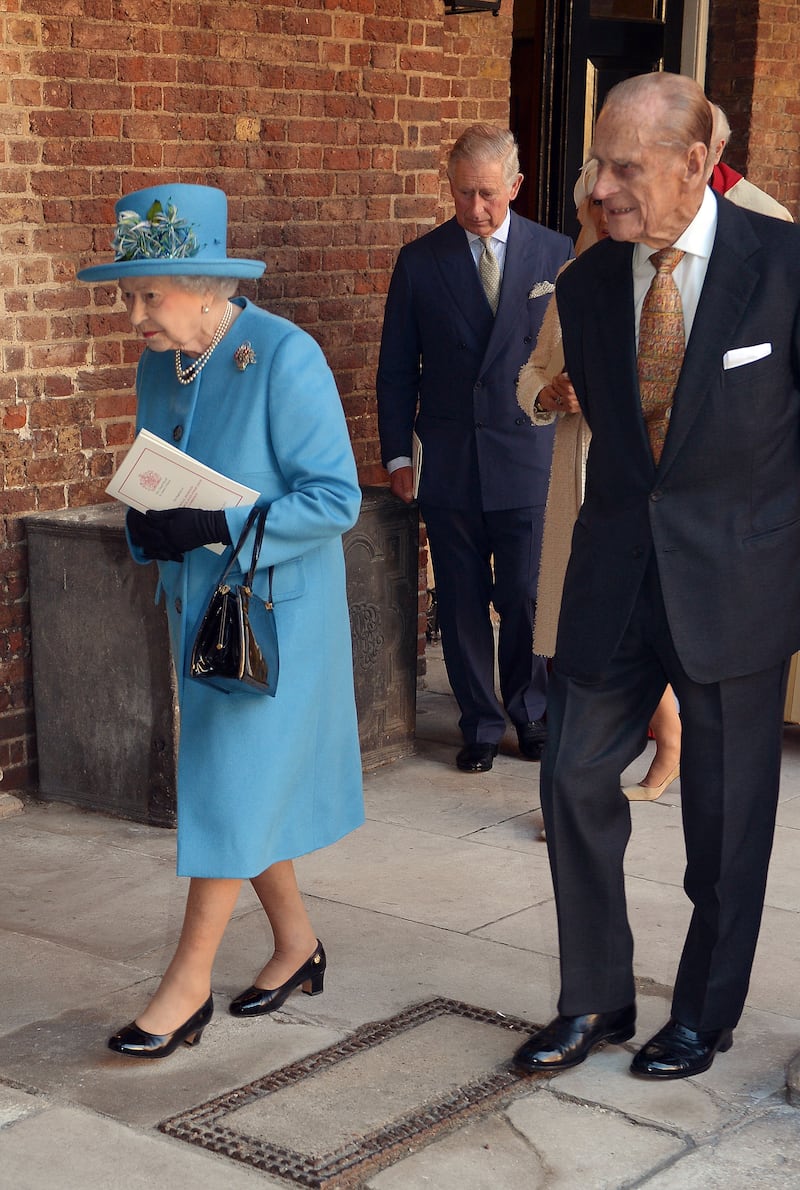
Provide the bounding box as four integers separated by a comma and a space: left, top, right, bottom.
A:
513, 72, 800, 1080
377, 125, 573, 772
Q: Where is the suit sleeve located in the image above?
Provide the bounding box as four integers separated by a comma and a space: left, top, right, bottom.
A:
376, 249, 422, 467
555, 268, 591, 431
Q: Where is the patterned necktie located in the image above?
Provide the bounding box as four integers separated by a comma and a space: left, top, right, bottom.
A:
637, 246, 685, 462
479, 236, 501, 315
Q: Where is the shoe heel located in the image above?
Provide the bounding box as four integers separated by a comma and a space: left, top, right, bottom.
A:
301, 971, 324, 996
607, 1025, 636, 1045
718, 1030, 734, 1053
183, 1028, 205, 1047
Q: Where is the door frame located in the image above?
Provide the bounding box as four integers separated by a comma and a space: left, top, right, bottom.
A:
527, 0, 709, 235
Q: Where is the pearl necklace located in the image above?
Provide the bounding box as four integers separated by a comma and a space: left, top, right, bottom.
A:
174, 301, 234, 385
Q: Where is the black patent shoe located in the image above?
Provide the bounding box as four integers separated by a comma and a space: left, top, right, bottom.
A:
516, 720, 547, 761
630, 1018, 733, 1080
512, 1004, 637, 1073
456, 743, 499, 772
108, 994, 213, 1059
230, 940, 326, 1017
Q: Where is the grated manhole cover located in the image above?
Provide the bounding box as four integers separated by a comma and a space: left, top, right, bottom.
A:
159, 997, 540, 1187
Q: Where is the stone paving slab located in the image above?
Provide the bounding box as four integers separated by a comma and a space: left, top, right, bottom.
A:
466, 807, 548, 854
369, 1084, 686, 1189
366, 1107, 544, 1190
641, 1107, 800, 1188
763, 825, 800, 912
775, 793, 800, 828
0, 1083, 41, 1128
0, 999, 341, 1130
0, 828, 181, 961
0, 929, 151, 1039
550, 1047, 745, 1139
0, 1105, 278, 1190
506, 1089, 688, 1187
363, 748, 538, 839
294, 818, 555, 935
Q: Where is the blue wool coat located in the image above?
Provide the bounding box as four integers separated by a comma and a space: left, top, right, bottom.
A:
130, 298, 364, 877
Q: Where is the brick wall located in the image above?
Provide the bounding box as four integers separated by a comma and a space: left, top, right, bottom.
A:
0, 0, 513, 795
707, 0, 800, 216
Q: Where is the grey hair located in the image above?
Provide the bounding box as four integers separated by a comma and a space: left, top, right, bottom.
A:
711, 103, 731, 150
602, 72, 713, 156
169, 275, 239, 299
447, 124, 521, 189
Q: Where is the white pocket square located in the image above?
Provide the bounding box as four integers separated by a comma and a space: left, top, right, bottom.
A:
722, 343, 772, 370
528, 281, 556, 299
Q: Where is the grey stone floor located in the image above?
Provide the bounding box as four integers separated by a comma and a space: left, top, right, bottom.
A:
1, 644, 800, 1188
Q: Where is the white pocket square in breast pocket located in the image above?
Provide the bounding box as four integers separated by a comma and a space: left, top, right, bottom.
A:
722, 343, 772, 370
528, 281, 556, 299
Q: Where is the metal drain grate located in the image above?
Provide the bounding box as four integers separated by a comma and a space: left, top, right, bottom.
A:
159, 997, 539, 1188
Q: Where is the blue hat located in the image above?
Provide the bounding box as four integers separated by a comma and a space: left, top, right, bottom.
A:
77, 184, 266, 281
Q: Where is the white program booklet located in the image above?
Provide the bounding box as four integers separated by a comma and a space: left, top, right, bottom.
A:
106, 428, 259, 552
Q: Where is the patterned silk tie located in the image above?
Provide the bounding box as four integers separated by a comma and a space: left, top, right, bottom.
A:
479, 236, 501, 315
637, 246, 686, 463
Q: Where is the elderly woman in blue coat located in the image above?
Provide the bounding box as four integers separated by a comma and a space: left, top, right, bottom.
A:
78, 184, 364, 1058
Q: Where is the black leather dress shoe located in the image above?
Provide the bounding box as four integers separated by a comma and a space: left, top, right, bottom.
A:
108, 994, 213, 1059
630, 1018, 733, 1080
456, 743, 499, 772
512, 1004, 636, 1073
516, 720, 547, 760
230, 940, 326, 1017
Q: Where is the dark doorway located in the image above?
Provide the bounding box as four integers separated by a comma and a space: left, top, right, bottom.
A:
510, 0, 547, 223
511, 0, 686, 238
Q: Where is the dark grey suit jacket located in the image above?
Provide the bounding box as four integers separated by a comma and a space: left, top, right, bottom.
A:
555, 194, 800, 684
377, 212, 573, 512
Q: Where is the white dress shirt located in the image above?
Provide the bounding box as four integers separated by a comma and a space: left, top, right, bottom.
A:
632, 185, 718, 350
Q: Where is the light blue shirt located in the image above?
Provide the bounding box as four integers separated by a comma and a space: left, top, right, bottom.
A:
465, 208, 512, 279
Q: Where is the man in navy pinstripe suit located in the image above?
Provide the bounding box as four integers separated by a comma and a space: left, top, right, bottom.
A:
377, 125, 573, 772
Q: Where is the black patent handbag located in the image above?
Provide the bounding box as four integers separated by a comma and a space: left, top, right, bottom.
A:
188, 506, 278, 696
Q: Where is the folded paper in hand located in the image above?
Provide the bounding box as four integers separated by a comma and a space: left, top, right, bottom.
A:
106, 429, 259, 553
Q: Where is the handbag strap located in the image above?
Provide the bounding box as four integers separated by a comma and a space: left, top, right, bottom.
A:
244, 509, 275, 604
215, 506, 268, 589
249, 509, 275, 605
244, 506, 268, 588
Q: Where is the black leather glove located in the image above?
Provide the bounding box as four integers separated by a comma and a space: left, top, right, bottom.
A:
126, 508, 180, 560
127, 507, 230, 561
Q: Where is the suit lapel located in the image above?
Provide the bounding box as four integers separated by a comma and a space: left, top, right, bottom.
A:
479, 214, 531, 367
658, 201, 761, 476
431, 217, 491, 339
584, 241, 646, 445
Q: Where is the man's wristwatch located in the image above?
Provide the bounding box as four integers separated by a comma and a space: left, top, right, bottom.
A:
533, 393, 547, 415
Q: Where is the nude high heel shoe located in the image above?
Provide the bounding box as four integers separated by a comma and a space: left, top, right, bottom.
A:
623, 764, 680, 802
